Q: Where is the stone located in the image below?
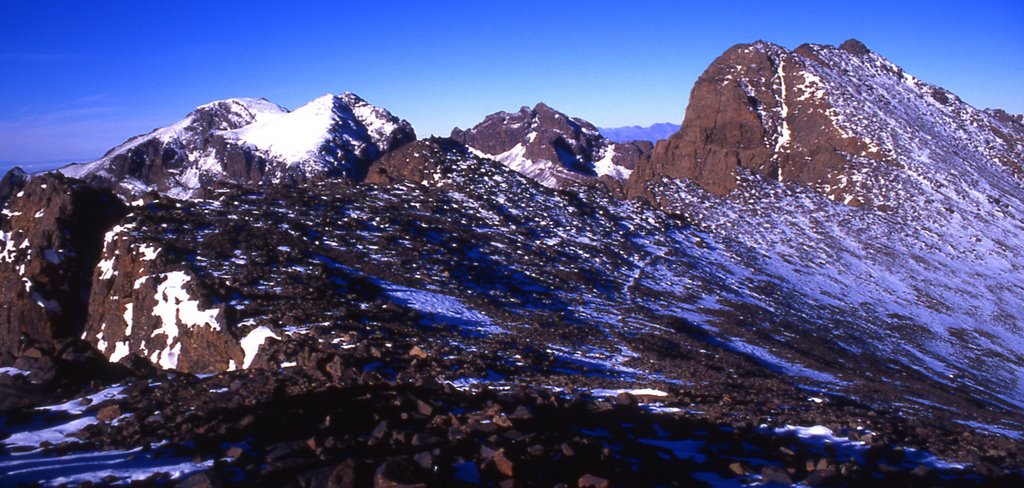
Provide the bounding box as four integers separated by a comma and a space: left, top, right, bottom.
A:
578, 474, 611, 488
374, 457, 426, 488
0, 174, 126, 359
760, 466, 793, 484
96, 404, 122, 422
408, 345, 428, 359
492, 448, 515, 477
625, 40, 884, 204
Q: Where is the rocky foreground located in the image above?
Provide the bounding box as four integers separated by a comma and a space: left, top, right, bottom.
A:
3, 334, 1022, 487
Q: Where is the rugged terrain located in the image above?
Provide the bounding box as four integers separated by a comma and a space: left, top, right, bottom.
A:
450, 103, 649, 196
1, 39, 1023, 486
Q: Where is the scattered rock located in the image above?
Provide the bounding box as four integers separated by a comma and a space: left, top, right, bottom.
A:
374, 457, 426, 488
578, 473, 611, 488
96, 404, 121, 422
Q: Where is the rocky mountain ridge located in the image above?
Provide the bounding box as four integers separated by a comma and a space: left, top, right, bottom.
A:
60, 93, 416, 199
451, 103, 650, 194
626, 39, 1024, 204
1, 38, 1023, 486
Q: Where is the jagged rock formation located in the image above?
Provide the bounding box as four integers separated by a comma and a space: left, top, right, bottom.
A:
82, 212, 242, 372
61, 93, 415, 198
627, 39, 1024, 204
0, 174, 126, 360
0, 167, 29, 208
451, 103, 649, 194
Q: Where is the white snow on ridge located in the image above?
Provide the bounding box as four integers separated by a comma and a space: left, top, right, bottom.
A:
228, 94, 339, 167
648, 42, 1024, 409
593, 144, 632, 180
60, 98, 288, 180
147, 271, 222, 369
240, 325, 281, 369
487, 143, 562, 188
590, 388, 670, 398
344, 93, 401, 149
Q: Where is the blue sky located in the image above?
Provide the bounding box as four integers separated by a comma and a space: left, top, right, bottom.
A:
1, 0, 1021, 168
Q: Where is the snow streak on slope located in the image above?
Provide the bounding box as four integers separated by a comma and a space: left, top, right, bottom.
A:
636, 41, 1024, 411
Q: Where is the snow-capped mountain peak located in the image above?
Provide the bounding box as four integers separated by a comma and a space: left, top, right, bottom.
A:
60, 93, 415, 198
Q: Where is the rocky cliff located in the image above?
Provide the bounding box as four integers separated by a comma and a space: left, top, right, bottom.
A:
627, 39, 1024, 206
0, 173, 125, 360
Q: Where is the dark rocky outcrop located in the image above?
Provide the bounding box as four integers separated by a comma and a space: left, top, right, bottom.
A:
0, 167, 29, 208
364, 137, 477, 186
0, 337, 133, 411
81, 222, 243, 372
0, 173, 126, 360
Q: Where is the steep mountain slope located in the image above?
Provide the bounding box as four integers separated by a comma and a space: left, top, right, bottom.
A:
451, 103, 650, 194
599, 122, 680, 143
627, 39, 1024, 414
61, 93, 415, 198
627, 39, 1024, 202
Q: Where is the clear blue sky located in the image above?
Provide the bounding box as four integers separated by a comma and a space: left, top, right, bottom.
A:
1, 0, 1021, 168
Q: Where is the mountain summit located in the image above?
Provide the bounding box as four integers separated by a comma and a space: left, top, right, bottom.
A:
451, 103, 650, 193
627, 39, 1024, 205
61, 93, 415, 198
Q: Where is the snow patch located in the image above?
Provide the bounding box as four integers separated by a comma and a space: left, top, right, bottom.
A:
149, 271, 221, 369
241, 326, 280, 369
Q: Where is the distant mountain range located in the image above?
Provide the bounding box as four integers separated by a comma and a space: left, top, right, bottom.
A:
598, 122, 680, 143
2, 39, 1024, 486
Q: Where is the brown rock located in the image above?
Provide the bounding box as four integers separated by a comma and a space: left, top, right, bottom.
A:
176, 471, 222, 488
625, 40, 884, 203
408, 345, 428, 359
326, 460, 358, 488
374, 457, 426, 488
492, 449, 514, 477
0, 174, 126, 359
96, 404, 122, 422
450, 103, 646, 191
578, 474, 611, 488
760, 466, 793, 484
728, 462, 751, 475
